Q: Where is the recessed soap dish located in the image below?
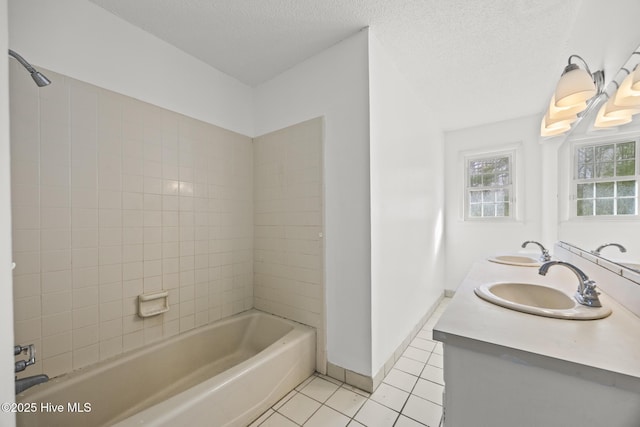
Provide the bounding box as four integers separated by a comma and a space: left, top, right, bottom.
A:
138, 291, 169, 318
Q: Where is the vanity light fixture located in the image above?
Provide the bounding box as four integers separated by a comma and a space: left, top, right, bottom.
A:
612, 70, 640, 107
612, 53, 640, 107
554, 55, 603, 108
594, 97, 633, 128
632, 53, 640, 91
541, 54, 604, 137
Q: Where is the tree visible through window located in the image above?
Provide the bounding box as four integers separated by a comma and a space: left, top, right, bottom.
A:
574, 140, 638, 216
466, 154, 512, 218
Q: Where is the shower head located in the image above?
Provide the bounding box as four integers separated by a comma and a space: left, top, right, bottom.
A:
8, 49, 51, 87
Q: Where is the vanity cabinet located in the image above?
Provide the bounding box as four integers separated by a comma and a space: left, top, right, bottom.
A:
434, 250, 640, 427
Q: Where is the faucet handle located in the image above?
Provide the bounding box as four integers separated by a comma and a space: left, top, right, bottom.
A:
576, 280, 602, 307
14, 344, 36, 373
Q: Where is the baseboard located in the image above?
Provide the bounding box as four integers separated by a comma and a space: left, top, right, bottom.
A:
325, 291, 445, 393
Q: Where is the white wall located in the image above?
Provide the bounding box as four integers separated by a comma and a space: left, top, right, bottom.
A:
368, 33, 444, 374
1, 0, 17, 425
254, 30, 372, 375
9, 0, 253, 136
444, 115, 544, 290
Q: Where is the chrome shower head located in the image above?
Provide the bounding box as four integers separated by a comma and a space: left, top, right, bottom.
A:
8, 49, 51, 87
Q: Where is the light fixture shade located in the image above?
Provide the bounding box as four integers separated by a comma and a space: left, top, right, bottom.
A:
631, 66, 640, 91
603, 93, 640, 118
554, 66, 596, 108
540, 115, 571, 137
614, 72, 640, 107
594, 101, 633, 128
546, 95, 585, 124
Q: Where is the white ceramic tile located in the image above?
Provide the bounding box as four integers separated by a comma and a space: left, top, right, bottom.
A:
403, 346, 430, 363
433, 343, 443, 356
394, 415, 428, 427
394, 356, 425, 376
419, 365, 444, 386
299, 376, 340, 403
412, 378, 444, 405
427, 353, 444, 369
347, 421, 366, 427
370, 382, 410, 412
325, 387, 367, 418
410, 337, 436, 352
401, 395, 442, 427
278, 393, 321, 425
303, 405, 349, 427
382, 369, 418, 393
353, 399, 398, 427
249, 409, 274, 427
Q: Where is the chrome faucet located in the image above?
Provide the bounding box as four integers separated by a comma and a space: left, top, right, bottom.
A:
592, 243, 627, 255
15, 375, 49, 394
14, 344, 36, 373
14, 344, 48, 394
521, 240, 551, 262
538, 261, 602, 307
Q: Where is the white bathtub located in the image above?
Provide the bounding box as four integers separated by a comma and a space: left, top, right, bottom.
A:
16, 310, 316, 427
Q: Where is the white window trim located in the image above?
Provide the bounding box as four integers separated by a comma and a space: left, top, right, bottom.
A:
570, 137, 640, 219
460, 143, 523, 221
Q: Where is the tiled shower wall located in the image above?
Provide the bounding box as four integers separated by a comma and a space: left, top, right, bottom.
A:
10, 64, 253, 378
253, 118, 325, 371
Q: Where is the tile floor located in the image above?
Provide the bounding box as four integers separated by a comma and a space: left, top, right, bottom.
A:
249, 298, 450, 427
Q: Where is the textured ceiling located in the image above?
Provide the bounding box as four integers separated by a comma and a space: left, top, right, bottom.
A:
88, 0, 640, 131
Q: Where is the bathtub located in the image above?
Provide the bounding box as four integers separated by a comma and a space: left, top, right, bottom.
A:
16, 310, 316, 427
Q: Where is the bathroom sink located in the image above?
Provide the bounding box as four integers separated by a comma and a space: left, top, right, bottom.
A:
488, 255, 541, 267
474, 282, 612, 320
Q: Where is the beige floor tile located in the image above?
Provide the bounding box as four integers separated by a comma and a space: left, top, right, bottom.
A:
403, 346, 430, 363
260, 412, 299, 427
303, 405, 350, 427
401, 395, 442, 427
393, 356, 425, 376
299, 376, 340, 403
433, 342, 443, 355
410, 337, 436, 352
412, 378, 444, 405
416, 329, 432, 340
382, 368, 418, 393
273, 390, 297, 410
325, 386, 367, 417
248, 409, 274, 426
394, 414, 428, 426
419, 365, 444, 386
427, 353, 443, 369
354, 400, 399, 427
278, 392, 321, 425
370, 382, 409, 412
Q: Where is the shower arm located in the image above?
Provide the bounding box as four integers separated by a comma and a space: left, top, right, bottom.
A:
8, 49, 37, 74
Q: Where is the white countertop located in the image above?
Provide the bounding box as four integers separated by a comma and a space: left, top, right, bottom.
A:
434, 259, 640, 387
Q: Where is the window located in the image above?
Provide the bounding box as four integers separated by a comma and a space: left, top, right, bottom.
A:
465, 153, 513, 219
574, 139, 638, 217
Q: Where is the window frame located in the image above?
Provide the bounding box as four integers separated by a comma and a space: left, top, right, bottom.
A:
571, 137, 640, 219
462, 145, 520, 221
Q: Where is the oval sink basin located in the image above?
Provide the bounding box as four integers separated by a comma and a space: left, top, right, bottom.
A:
488, 255, 541, 267
474, 282, 612, 320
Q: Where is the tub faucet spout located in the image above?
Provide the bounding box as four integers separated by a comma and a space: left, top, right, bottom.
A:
592, 243, 627, 255
15, 374, 48, 394
538, 261, 602, 307
521, 240, 551, 262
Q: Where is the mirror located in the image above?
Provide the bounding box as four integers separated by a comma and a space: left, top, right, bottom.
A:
559, 241, 640, 285
558, 44, 640, 283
